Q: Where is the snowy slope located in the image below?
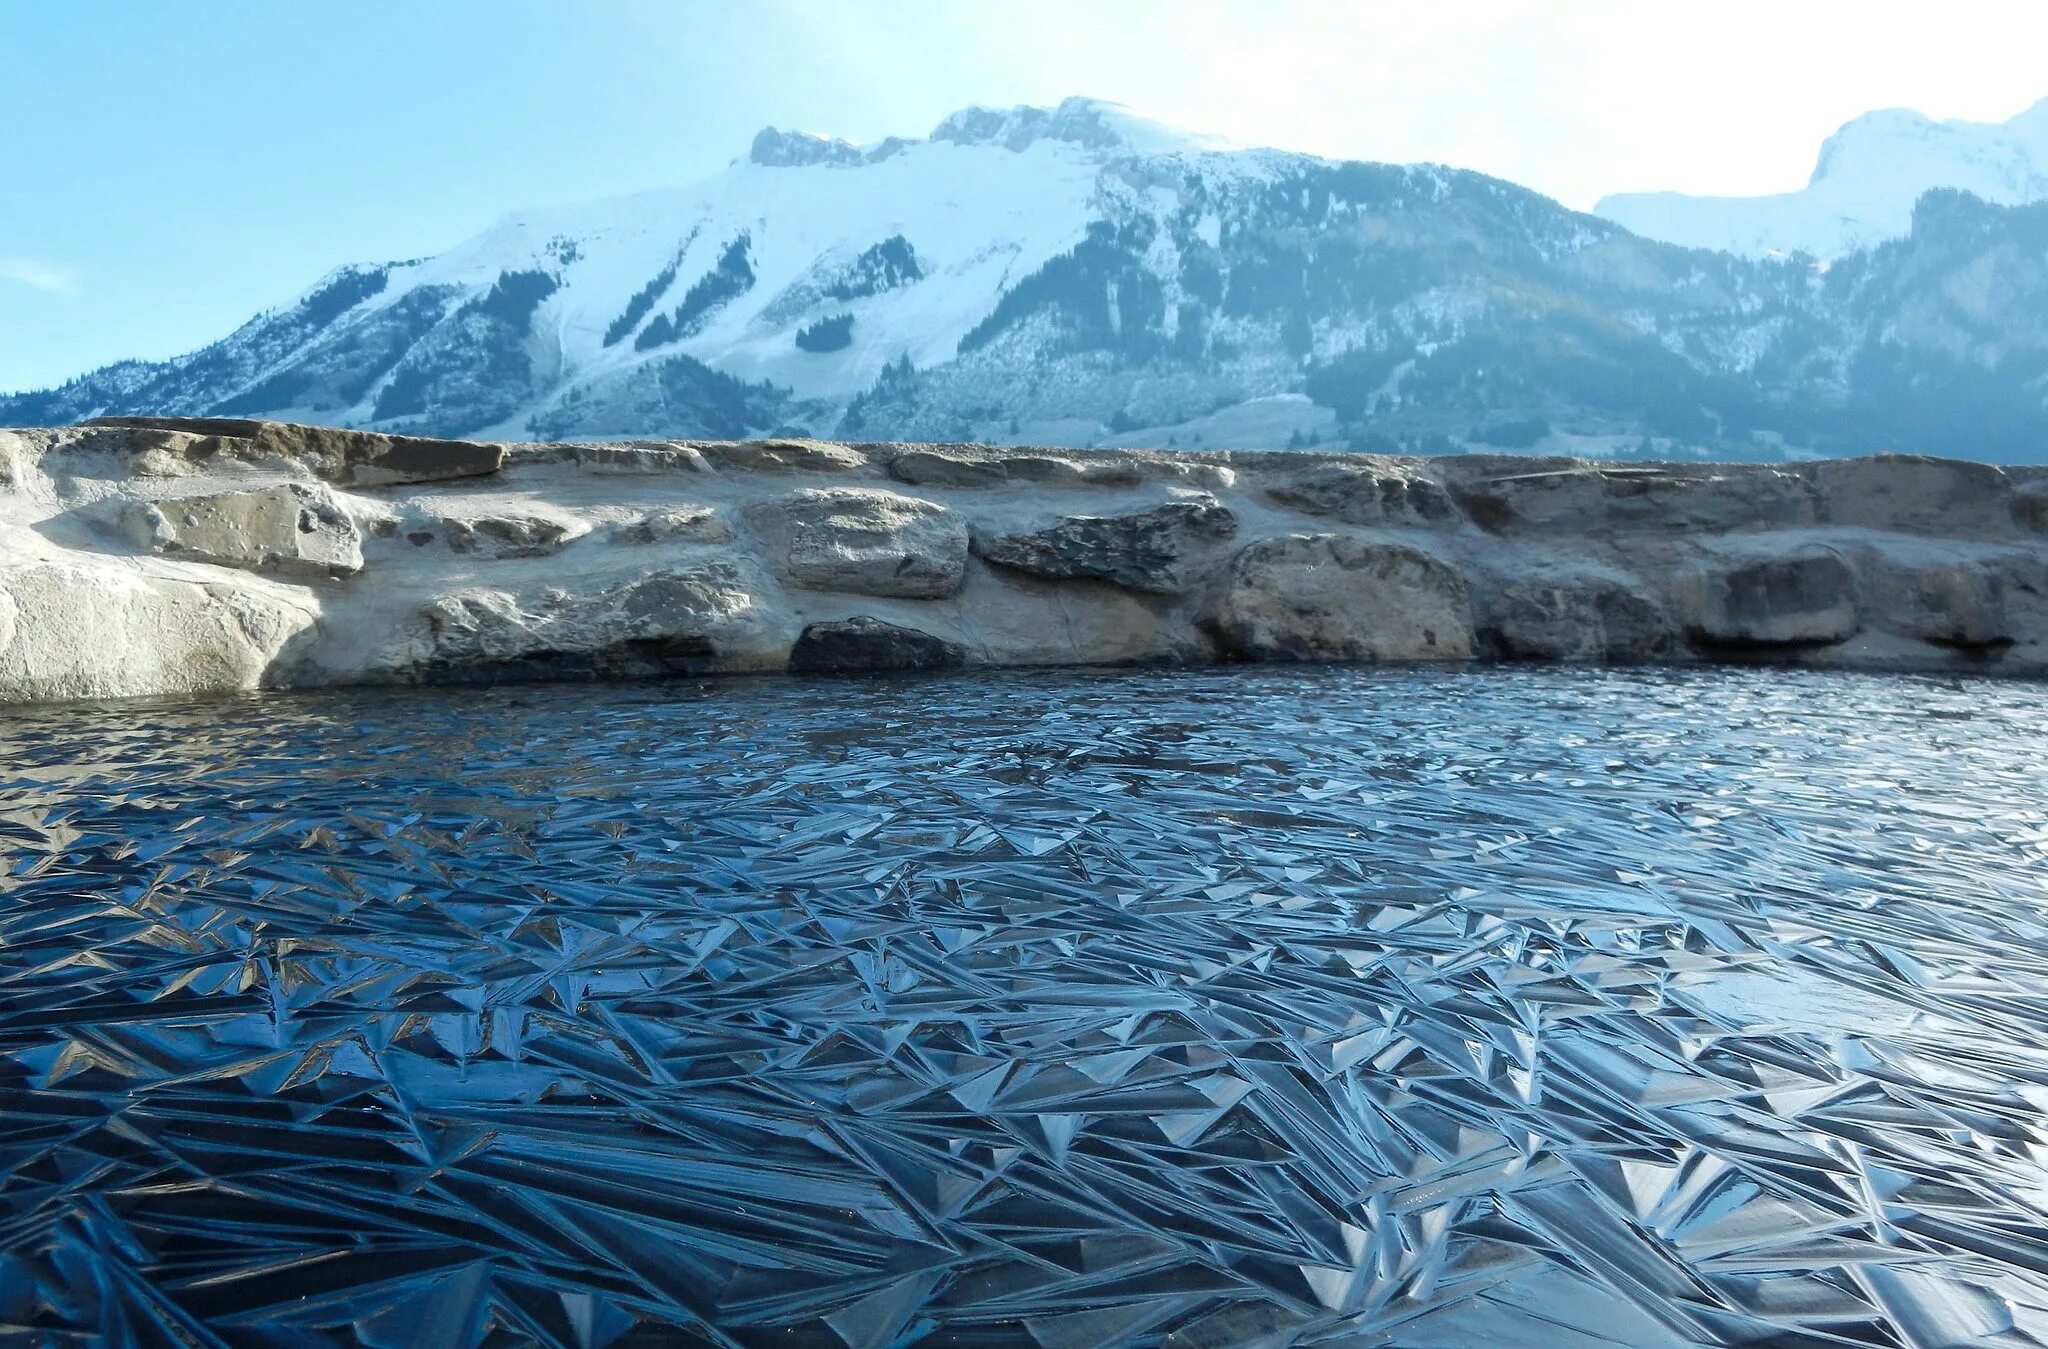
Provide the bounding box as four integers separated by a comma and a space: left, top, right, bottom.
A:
219, 97, 1284, 441
1597, 98, 2048, 259
11, 95, 2048, 462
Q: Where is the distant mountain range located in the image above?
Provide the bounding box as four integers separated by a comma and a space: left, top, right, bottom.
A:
9, 95, 2048, 463
1598, 98, 2048, 259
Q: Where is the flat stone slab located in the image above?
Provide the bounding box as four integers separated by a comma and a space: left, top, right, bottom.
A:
977, 500, 1237, 593
1207, 534, 1474, 663
759, 487, 968, 599
1678, 549, 1860, 648
122, 482, 363, 579
87, 416, 504, 486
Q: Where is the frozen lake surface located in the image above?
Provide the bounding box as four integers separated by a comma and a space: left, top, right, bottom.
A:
2, 666, 2046, 1346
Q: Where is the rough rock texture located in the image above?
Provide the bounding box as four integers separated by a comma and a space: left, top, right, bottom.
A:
0, 418, 2043, 704
85, 416, 503, 486
1207, 536, 1474, 663
889, 447, 1146, 490
710, 440, 867, 474
1861, 552, 2011, 649
977, 500, 1237, 593
789, 617, 967, 674
1444, 461, 1816, 536
121, 483, 363, 579
1264, 462, 1457, 527
2016, 483, 2048, 534
435, 508, 590, 559
1677, 550, 1861, 649
573, 443, 711, 476
1812, 455, 2014, 536
0, 558, 313, 701
396, 565, 781, 683
1487, 577, 1674, 662
759, 487, 968, 598
615, 507, 732, 546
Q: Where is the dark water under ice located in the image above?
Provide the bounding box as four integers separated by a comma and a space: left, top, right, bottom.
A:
2, 666, 2046, 1348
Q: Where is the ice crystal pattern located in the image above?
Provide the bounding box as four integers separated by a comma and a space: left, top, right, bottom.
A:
3, 667, 2047, 1347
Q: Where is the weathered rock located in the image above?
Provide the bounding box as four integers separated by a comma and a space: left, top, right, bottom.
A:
1863, 554, 2011, 649
887, 447, 1145, 489
1264, 462, 1458, 527
122, 483, 363, 579
437, 508, 590, 558
0, 559, 313, 701
759, 487, 968, 598
0, 431, 29, 492
2013, 483, 2048, 534
1488, 576, 1674, 662
1812, 454, 2013, 536
1677, 549, 1860, 648
405, 565, 780, 682
1031, 456, 1143, 487
1207, 535, 1474, 663
126, 430, 213, 478
1444, 460, 1814, 535
614, 506, 733, 545
574, 443, 712, 475
978, 500, 1238, 593
888, 449, 1010, 488
86, 416, 503, 486
788, 617, 967, 674
708, 439, 869, 474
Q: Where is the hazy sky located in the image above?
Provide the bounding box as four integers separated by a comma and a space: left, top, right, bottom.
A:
6, 0, 2048, 392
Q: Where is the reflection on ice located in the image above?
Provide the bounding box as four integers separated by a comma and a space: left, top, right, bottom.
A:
2, 665, 2046, 1346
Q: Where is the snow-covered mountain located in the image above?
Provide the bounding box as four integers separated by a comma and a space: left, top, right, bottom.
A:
10, 95, 2048, 462
1598, 98, 2048, 259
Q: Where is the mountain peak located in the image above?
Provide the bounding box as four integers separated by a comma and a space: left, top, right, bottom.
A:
930, 96, 1232, 156
1598, 91, 2048, 258
748, 127, 864, 168
1808, 107, 1945, 186
746, 97, 1226, 170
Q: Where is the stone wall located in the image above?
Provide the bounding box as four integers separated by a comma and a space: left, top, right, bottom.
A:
0, 417, 2043, 704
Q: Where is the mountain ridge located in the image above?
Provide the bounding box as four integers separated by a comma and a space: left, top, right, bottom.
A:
8, 95, 2048, 463
1598, 97, 2048, 259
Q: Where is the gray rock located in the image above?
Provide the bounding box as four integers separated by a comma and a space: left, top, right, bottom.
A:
1678, 549, 1859, 648
789, 617, 967, 674
762, 487, 968, 598
1444, 460, 1815, 535
0, 558, 313, 702
1207, 535, 1474, 663
614, 506, 733, 545
887, 447, 1145, 489
887, 448, 1010, 488
87, 416, 503, 487
2013, 482, 2048, 535
438, 509, 589, 558
412, 565, 767, 682
122, 483, 363, 579
0, 431, 28, 492
1489, 577, 1674, 662
1812, 454, 2013, 536
574, 443, 712, 475
1863, 553, 2011, 649
978, 500, 1237, 593
1264, 462, 1458, 527
708, 439, 869, 473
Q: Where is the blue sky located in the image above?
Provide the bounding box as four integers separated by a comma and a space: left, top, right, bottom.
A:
6, 0, 2048, 393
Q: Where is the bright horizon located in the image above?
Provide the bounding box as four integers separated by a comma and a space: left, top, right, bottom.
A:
6, 0, 2048, 391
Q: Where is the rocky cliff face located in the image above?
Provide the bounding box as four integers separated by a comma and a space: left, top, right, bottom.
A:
1, 418, 2043, 705
10, 99, 2048, 464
